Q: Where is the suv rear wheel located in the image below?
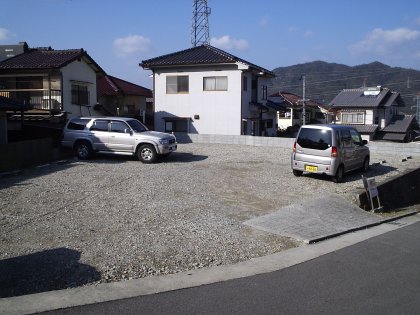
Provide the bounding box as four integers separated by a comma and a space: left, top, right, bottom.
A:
137, 144, 157, 163
74, 141, 92, 160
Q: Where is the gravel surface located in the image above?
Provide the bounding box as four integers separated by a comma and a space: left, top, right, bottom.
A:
0, 142, 418, 297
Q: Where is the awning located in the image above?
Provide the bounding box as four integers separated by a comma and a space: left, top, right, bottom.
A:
162, 116, 191, 121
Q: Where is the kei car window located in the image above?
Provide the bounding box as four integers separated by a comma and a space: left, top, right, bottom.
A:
350, 129, 362, 144
90, 120, 108, 132
297, 128, 332, 150
127, 119, 148, 132
341, 130, 352, 148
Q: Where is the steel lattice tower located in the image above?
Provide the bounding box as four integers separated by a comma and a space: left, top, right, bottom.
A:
191, 0, 211, 47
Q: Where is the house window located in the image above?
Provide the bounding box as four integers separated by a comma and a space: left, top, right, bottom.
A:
262, 85, 268, 100
243, 76, 248, 91
125, 104, 136, 115
166, 75, 189, 94
341, 112, 365, 124
164, 119, 188, 132
71, 84, 89, 105
203, 76, 228, 91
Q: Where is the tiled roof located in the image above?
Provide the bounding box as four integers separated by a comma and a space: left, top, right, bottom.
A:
269, 91, 326, 109
329, 88, 403, 109
343, 124, 378, 134
0, 48, 105, 74
382, 115, 416, 133
97, 75, 152, 97
381, 133, 407, 141
140, 44, 275, 77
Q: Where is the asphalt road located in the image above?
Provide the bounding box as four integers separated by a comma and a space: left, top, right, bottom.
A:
43, 219, 420, 315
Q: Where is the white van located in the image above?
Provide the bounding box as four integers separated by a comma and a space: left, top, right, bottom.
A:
291, 124, 370, 183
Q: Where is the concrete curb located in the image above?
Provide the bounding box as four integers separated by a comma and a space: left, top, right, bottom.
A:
1, 213, 419, 315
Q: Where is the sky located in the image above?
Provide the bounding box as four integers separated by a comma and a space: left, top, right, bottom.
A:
1, 0, 420, 89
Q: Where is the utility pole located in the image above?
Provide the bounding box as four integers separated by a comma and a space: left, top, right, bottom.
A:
191, 0, 211, 47
412, 96, 420, 123
302, 75, 306, 125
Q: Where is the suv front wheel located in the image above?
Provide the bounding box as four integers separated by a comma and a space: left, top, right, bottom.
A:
137, 144, 157, 163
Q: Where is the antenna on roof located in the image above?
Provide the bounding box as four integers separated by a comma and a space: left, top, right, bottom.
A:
191, 0, 211, 47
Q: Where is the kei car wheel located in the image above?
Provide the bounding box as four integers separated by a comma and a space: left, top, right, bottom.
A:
361, 157, 370, 172
293, 170, 303, 177
74, 141, 92, 160
333, 165, 344, 183
138, 144, 157, 163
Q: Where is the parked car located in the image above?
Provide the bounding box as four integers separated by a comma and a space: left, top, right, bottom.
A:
291, 124, 370, 183
62, 117, 177, 163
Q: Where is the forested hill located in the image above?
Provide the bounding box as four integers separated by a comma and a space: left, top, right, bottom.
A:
268, 61, 420, 113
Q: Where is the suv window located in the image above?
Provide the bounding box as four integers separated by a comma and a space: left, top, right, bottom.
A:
127, 119, 148, 132
67, 119, 90, 130
297, 128, 332, 150
110, 121, 129, 133
90, 120, 108, 131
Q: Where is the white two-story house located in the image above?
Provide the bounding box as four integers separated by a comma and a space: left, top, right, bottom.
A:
140, 44, 276, 136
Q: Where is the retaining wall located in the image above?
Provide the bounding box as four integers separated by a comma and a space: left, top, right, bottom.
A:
356, 167, 420, 211
0, 138, 56, 172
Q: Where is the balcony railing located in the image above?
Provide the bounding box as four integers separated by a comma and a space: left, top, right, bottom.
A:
0, 89, 62, 112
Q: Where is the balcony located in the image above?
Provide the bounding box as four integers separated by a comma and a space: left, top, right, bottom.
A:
0, 89, 62, 113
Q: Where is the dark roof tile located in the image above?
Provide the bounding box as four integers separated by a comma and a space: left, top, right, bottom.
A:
269, 91, 326, 109
382, 115, 415, 133
329, 87, 403, 109
0, 48, 105, 75
140, 44, 275, 77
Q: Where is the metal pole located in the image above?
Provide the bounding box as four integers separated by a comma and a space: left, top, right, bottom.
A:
302, 75, 306, 125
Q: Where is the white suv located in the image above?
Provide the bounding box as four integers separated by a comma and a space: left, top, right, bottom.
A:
61, 117, 177, 163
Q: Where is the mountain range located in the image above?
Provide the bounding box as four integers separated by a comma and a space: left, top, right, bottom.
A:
268, 61, 420, 114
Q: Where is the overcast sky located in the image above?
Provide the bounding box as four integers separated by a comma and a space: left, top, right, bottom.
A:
1, 0, 419, 89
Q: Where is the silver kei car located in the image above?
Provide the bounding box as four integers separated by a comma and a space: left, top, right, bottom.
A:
61, 117, 177, 163
291, 124, 370, 183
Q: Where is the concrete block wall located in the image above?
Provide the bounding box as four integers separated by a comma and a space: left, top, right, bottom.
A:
175, 133, 295, 148
175, 133, 420, 156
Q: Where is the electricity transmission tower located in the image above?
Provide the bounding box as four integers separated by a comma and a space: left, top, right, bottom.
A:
191, 0, 211, 47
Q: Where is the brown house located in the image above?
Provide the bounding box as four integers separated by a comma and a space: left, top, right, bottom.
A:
97, 75, 153, 127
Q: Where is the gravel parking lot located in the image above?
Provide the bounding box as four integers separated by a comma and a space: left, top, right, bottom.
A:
0, 142, 418, 297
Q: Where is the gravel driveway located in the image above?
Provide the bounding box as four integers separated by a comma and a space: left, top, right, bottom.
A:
0, 143, 418, 297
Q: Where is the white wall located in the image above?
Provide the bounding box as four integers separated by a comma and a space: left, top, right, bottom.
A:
154, 67, 242, 135
61, 59, 101, 118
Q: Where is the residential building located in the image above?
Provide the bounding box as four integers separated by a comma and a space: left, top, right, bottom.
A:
97, 75, 153, 127
328, 86, 417, 141
0, 42, 106, 123
140, 44, 275, 136
268, 91, 329, 131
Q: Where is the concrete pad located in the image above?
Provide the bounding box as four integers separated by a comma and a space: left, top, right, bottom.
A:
244, 194, 382, 243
